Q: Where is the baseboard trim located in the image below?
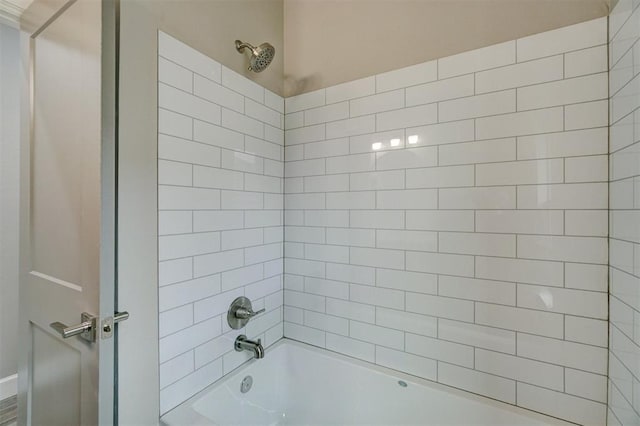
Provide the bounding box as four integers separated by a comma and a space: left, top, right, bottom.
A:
0, 375, 16, 402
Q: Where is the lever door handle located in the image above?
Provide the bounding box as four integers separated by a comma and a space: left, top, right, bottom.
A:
50, 321, 92, 338
114, 311, 129, 323
50, 312, 97, 342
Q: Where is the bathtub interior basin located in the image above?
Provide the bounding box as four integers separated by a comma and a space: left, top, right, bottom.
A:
161, 339, 572, 426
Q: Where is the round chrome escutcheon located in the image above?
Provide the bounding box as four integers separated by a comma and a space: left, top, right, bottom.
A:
241, 375, 253, 393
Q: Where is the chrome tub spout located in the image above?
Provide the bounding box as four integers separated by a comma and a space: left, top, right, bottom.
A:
234, 335, 264, 359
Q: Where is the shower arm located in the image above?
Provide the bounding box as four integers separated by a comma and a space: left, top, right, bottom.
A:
235, 40, 256, 54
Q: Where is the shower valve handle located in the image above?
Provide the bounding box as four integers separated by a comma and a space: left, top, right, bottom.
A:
235, 307, 265, 319
227, 297, 265, 329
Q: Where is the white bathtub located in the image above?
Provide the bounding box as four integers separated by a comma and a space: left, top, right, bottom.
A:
161, 339, 572, 426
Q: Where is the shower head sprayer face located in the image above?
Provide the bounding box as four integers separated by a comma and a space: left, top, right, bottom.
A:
235, 40, 275, 73
251, 43, 275, 73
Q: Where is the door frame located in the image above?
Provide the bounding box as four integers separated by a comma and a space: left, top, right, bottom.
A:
17, 0, 119, 424
99, 0, 119, 423
116, 0, 161, 424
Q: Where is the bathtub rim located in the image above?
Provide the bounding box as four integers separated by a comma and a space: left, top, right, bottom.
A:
160, 337, 574, 426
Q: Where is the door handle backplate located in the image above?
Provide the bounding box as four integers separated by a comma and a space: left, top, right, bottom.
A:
101, 311, 130, 339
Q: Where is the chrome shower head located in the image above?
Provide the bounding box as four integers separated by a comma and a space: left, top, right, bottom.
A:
235, 40, 275, 73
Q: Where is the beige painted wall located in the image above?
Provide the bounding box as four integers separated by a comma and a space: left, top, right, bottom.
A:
133, 0, 284, 94
284, 0, 610, 96
118, 0, 282, 423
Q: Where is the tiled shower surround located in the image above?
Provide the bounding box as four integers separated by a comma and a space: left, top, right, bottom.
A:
157, 18, 612, 424
157, 32, 284, 414
283, 18, 608, 424
608, 1, 640, 424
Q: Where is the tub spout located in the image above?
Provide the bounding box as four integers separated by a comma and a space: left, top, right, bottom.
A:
234, 335, 264, 359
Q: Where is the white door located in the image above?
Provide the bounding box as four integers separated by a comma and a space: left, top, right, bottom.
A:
17, 0, 120, 424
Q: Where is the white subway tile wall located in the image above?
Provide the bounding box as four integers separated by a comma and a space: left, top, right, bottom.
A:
608, 2, 640, 425
283, 18, 608, 424
157, 32, 284, 414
